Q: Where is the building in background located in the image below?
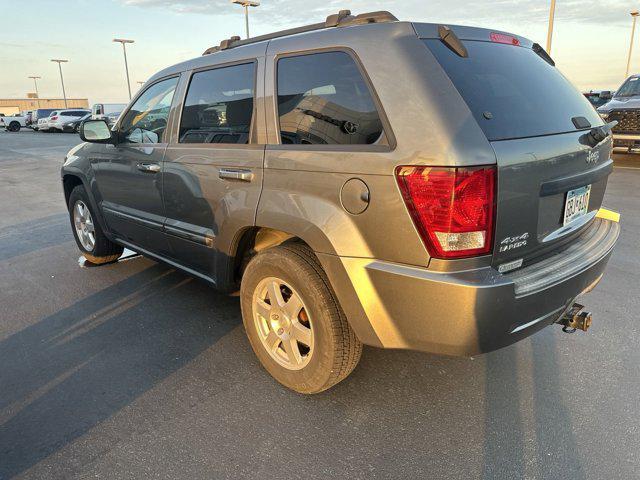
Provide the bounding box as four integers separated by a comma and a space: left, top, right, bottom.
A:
0, 94, 89, 115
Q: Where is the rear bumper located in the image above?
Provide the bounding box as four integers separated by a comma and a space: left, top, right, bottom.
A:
319, 218, 619, 356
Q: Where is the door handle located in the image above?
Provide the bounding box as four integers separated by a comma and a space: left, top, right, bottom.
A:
137, 163, 161, 173
219, 168, 253, 182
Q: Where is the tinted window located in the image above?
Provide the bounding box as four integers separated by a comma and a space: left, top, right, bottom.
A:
424, 40, 602, 141
120, 77, 178, 144
179, 63, 255, 144
615, 77, 640, 98
62, 110, 86, 117
276, 52, 383, 145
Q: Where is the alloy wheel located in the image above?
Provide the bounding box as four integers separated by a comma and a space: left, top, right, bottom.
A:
73, 200, 96, 251
252, 276, 314, 370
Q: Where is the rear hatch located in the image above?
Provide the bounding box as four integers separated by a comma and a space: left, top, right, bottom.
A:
420, 28, 611, 270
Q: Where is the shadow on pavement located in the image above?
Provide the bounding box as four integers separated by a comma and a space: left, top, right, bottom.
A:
0, 263, 240, 479
0, 214, 72, 262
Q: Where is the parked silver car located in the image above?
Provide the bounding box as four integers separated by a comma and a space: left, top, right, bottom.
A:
62, 10, 619, 393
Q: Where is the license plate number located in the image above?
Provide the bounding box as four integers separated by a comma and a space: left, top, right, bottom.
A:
563, 185, 591, 225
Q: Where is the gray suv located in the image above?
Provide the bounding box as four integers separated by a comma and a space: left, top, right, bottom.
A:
62, 10, 620, 393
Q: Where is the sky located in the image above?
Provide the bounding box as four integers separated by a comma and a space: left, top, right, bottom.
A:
0, 0, 637, 104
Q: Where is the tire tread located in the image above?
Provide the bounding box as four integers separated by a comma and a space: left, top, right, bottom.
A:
279, 242, 363, 391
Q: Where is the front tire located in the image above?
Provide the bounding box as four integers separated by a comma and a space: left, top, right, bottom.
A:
240, 242, 362, 394
68, 185, 123, 264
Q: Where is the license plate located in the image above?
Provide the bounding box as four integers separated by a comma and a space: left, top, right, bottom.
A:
563, 185, 591, 225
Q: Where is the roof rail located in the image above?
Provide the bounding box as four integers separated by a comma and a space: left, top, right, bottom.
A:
202, 9, 398, 55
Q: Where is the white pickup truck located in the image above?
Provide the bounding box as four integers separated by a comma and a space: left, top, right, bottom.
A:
0, 115, 27, 132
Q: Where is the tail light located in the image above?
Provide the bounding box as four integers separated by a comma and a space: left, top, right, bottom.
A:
51, 116, 58, 121
396, 166, 496, 259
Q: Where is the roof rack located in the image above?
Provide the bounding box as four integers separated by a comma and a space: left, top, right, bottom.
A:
202, 10, 398, 55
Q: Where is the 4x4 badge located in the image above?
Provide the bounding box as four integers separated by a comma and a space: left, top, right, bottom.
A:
586, 149, 599, 164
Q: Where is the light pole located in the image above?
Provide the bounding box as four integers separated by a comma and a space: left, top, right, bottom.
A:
546, 0, 557, 54
113, 38, 135, 100
231, 0, 260, 39
626, 11, 640, 79
50, 59, 68, 108
28, 75, 41, 108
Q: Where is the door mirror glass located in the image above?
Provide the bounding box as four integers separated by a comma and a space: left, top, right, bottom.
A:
80, 120, 112, 142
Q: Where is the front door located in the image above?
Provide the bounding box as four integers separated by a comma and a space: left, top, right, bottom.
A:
162, 57, 265, 282
96, 76, 179, 256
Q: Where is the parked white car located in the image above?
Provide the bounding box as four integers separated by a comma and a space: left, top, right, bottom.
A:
45, 109, 91, 132
37, 111, 59, 132
0, 115, 27, 132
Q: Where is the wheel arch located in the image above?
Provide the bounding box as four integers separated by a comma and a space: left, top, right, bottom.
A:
226, 224, 382, 348
225, 226, 309, 287
62, 171, 112, 240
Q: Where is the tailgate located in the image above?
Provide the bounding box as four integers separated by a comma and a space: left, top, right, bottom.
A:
420, 29, 611, 268
491, 132, 612, 269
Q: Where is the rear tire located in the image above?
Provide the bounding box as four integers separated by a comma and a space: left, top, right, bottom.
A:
8, 121, 20, 132
68, 185, 123, 264
240, 242, 362, 394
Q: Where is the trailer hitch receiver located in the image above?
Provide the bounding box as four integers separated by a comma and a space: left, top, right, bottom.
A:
557, 303, 592, 333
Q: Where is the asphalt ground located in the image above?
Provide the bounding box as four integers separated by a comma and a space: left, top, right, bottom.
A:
0, 129, 638, 479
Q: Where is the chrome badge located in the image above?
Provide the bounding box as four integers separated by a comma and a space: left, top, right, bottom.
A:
586, 148, 600, 164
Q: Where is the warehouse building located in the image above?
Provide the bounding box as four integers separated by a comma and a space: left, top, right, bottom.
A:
0, 95, 89, 115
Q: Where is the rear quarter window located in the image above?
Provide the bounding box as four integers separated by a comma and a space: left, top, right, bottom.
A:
424, 39, 603, 141
276, 51, 384, 146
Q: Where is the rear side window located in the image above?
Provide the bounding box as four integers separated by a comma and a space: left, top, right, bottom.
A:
276, 51, 383, 145
424, 39, 602, 141
179, 62, 255, 144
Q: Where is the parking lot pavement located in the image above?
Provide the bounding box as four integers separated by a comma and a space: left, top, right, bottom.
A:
0, 129, 639, 480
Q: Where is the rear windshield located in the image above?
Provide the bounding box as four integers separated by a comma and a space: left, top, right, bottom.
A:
423, 39, 602, 141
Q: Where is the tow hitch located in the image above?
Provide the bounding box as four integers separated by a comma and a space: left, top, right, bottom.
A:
557, 303, 592, 333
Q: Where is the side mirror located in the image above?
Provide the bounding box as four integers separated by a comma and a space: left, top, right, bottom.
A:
79, 119, 114, 144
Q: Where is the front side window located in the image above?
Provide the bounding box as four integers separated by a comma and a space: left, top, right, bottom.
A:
119, 77, 178, 144
276, 51, 383, 146
179, 62, 255, 144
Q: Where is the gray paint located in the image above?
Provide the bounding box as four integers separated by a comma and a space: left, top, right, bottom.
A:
62, 19, 619, 355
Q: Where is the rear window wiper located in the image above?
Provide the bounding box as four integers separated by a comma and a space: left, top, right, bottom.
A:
438, 25, 468, 58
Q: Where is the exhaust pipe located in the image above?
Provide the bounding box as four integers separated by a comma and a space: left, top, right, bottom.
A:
557, 303, 592, 333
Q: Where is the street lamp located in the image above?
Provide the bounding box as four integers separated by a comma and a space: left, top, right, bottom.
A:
231, 0, 260, 39
113, 38, 135, 100
546, 0, 557, 54
50, 59, 69, 108
626, 11, 640, 79
28, 75, 41, 108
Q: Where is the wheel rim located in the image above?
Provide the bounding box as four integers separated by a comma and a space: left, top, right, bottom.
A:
73, 200, 96, 251
252, 277, 314, 370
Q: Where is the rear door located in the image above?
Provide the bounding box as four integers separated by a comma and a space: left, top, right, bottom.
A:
162, 56, 265, 281
423, 35, 611, 269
